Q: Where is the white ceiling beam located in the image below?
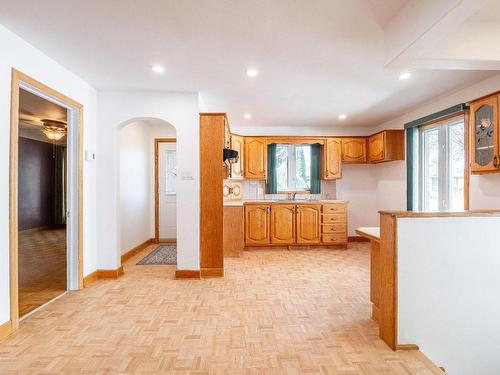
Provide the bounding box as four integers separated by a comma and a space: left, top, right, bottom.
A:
384, 0, 491, 68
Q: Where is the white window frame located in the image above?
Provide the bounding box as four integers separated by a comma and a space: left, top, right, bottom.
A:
417, 116, 465, 211
276, 144, 311, 193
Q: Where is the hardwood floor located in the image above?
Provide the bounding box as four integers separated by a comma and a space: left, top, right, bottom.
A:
18, 227, 67, 317
0, 243, 442, 374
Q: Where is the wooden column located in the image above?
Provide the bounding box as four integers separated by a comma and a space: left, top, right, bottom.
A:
379, 213, 397, 350
199, 113, 225, 277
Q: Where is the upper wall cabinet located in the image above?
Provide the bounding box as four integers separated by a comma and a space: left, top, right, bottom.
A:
244, 137, 267, 179
341, 138, 367, 163
323, 138, 342, 179
368, 130, 405, 164
230, 134, 244, 179
470, 95, 500, 173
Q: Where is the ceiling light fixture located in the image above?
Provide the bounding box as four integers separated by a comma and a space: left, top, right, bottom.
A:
41, 119, 67, 141
399, 72, 411, 80
338, 114, 347, 120
244, 113, 252, 119
246, 68, 258, 77
152, 64, 165, 74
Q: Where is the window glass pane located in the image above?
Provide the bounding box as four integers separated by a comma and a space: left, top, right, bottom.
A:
295, 145, 311, 189
165, 150, 176, 194
423, 128, 439, 211
449, 122, 464, 210
276, 144, 288, 192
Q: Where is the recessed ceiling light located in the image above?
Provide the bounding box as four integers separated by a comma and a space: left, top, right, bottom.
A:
244, 113, 252, 119
246, 69, 258, 77
152, 65, 165, 74
399, 72, 411, 80
338, 114, 347, 120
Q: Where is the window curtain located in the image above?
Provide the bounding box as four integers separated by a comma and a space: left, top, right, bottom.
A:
404, 103, 468, 210
266, 143, 277, 194
54, 145, 67, 225
310, 143, 321, 194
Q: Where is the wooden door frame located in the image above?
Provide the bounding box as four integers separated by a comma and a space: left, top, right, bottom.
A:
154, 138, 176, 243
9, 69, 84, 334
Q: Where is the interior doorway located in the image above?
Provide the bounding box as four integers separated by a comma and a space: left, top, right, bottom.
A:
155, 139, 177, 243
18, 88, 68, 317
9, 70, 83, 330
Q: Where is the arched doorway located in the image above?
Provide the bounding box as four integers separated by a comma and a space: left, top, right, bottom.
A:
117, 117, 177, 266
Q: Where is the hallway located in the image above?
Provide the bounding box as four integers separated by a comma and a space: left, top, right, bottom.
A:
0, 243, 441, 374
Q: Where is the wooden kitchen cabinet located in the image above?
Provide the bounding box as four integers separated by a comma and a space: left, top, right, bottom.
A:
296, 204, 321, 244
368, 130, 405, 164
230, 134, 244, 179
341, 138, 367, 163
323, 138, 342, 179
244, 137, 267, 179
470, 94, 500, 173
270, 204, 296, 244
223, 205, 244, 257
244, 204, 270, 245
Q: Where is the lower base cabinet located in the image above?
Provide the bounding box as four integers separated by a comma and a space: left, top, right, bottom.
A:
296, 204, 321, 244
245, 202, 347, 246
244, 204, 270, 245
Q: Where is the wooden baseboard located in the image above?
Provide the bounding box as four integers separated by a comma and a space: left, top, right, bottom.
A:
175, 270, 201, 279
158, 238, 176, 244
348, 236, 370, 243
396, 344, 420, 351
121, 239, 154, 263
0, 320, 13, 341
83, 270, 98, 287
200, 268, 224, 278
83, 266, 124, 287
98, 266, 124, 279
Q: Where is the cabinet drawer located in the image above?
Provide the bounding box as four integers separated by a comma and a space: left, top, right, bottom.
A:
322, 224, 346, 234
322, 214, 346, 224
322, 204, 346, 214
322, 234, 347, 244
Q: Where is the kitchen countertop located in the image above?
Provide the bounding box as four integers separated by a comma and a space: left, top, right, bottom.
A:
355, 227, 380, 242
224, 199, 348, 206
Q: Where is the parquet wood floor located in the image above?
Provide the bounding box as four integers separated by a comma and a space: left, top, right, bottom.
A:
18, 227, 67, 317
0, 243, 442, 374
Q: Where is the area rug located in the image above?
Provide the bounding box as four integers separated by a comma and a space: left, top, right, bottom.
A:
137, 245, 177, 265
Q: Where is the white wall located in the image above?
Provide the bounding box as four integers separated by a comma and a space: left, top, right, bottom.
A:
397, 216, 500, 375
97, 90, 199, 271
373, 73, 500, 214
118, 121, 151, 254
118, 119, 177, 254
0, 25, 97, 325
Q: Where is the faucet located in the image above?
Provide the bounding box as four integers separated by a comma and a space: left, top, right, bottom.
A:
288, 192, 297, 201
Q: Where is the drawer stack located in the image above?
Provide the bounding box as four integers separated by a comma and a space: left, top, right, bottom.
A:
321, 203, 348, 245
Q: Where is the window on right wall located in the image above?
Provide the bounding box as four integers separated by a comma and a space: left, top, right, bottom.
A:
417, 115, 465, 211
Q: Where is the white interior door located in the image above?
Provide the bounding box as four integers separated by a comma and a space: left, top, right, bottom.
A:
158, 142, 177, 240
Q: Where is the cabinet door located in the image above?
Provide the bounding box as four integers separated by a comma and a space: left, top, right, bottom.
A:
471, 95, 499, 173
341, 138, 367, 163
270, 204, 295, 244
368, 132, 385, 163
244, 137, 267, 179
245, 205, 270, 245
230, 134, 244, 179
296, 204, 321, 244
323, 138, 342, 179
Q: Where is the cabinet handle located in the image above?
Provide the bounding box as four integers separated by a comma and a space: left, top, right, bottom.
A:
494, 156, 498, 169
